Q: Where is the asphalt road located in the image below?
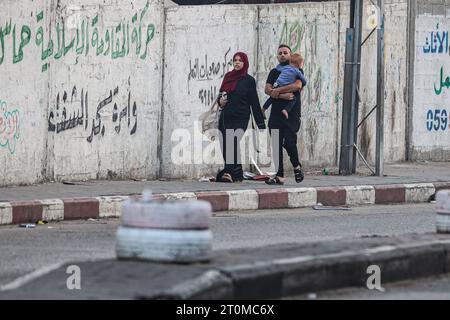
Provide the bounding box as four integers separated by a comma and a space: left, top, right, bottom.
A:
0, 203, 436, 288
288, 274, 450, 300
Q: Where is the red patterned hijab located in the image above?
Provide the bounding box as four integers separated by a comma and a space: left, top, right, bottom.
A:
219, 52, 249, 93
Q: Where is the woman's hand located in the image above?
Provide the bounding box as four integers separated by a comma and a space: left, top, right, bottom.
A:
279, 93, 294, 100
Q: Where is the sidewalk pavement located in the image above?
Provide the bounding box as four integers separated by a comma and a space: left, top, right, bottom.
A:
1, 232, 450, 299
0, 161, 449, 226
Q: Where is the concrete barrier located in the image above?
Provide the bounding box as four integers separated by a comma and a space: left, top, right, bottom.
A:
0, 182, 448, 226
345, 186, 376, 205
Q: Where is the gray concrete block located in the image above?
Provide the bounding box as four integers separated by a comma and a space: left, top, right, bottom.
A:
163, 270, 234, 300
367, 245, 446, 283
280, 255, 369, 297
219, 263, 283, 299
433, 4, 446, 15
418, 3, 434, 15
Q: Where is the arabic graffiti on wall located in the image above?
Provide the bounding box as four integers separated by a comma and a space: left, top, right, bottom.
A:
0, 100, 20, 154
187, 47, 233, 106
261, 20, 306, 72
427, 65, 450, 134
0, 2, 156, 72
419, 19, 450, 138
279, 20, 305, 54
48, 85, 137, 143
423, 23, 449, 54
434, 66, 450, 95
199, 86, 218, 107
277, 19, 326, 112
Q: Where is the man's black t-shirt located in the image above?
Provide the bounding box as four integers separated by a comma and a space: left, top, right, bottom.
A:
266, 68, 302, 132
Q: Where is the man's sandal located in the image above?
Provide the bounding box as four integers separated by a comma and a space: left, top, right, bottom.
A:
294, 167, 304, 183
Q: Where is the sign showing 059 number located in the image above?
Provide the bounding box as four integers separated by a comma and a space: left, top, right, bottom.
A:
426, 108, 450, 131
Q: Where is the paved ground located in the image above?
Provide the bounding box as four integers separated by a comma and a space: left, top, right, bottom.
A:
289, 274, 450, 300
2, 231, 449, 300
0, 203, 436, 287
0, 162, 449, 201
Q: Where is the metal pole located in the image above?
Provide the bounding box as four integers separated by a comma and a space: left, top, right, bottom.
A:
350, 0, 356, 28
351, 0, 363, 174
375, 0, 385, 176
339, 0, 356, 175
339, 0, 363, 175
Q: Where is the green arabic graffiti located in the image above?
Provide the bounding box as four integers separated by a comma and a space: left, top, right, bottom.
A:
0, 2, 156, 72
278, 19, 326, 111
435, 66, 450, 95
0, 100, 20, 154
279, 20, 305, 54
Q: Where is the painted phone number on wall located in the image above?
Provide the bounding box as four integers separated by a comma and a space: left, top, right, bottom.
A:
426, 109, 450, 131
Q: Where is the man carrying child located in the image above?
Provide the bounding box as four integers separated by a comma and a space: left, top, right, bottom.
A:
263, 52, 307, 120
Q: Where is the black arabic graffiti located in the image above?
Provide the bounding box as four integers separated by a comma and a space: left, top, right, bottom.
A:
48, 86, 88, 133
199, 86, 218, 107
48, 85, 138, 143
187, 47, 232, 94
112, 91, 137, 135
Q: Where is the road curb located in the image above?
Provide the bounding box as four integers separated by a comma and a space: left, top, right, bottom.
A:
0, 182, 449, 226
174, 238, 450, 300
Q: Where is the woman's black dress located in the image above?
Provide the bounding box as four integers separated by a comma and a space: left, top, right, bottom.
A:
216, 74, 266, 182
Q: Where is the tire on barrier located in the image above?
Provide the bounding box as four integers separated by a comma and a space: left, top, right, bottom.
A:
437, 214, 450, 233
437, 190, 450, 213
436, 190, 450, 233
121, 200, 212, 230
115, 226, 213, 263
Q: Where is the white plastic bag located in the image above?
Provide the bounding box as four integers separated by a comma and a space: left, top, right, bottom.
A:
199, 100, 221, 141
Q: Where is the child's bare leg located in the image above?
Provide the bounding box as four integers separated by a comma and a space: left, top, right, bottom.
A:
282, 109, 289, 119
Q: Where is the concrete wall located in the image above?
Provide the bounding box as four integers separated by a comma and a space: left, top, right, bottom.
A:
354, 0, 408, 164
161, 5, 259, 178
258, 2, 341, 167
46, 0, 164, 181
0, 0, 445, 186
0, 0, 48, 185
162, 0, 408, 175
409, 0, 450, 160
161, 1, 343, 179
0, 0, 163, 186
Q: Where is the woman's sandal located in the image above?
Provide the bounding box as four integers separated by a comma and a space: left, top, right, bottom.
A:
265, 176, 284, 185
294, 167, 304, 183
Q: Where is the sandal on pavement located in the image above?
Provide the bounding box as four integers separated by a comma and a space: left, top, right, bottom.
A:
265, 176, 284, 185
294, 167, 304, 183
220, 173, 233, 183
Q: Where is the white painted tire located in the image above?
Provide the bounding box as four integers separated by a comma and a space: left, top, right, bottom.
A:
115, 226, 212, 263
121, 200, 212, 230
437, 213, 450, 233
437, 190, 450, 214
436, 191, 450, 233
